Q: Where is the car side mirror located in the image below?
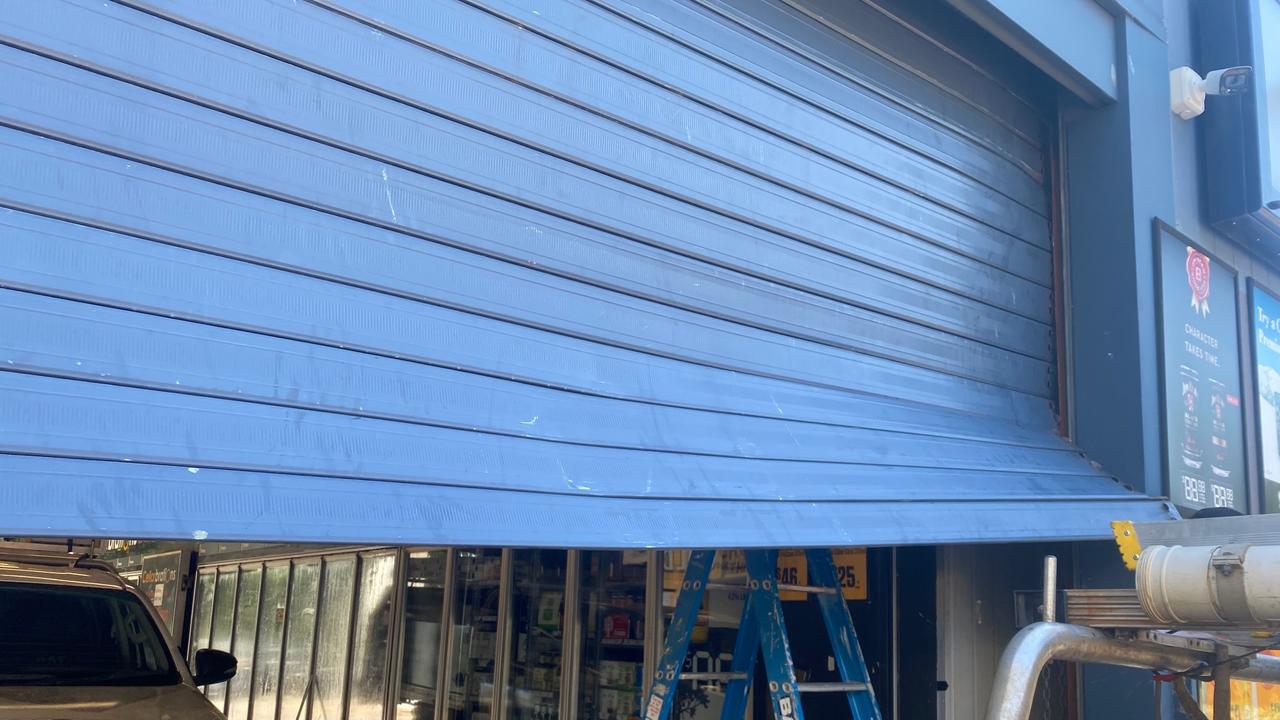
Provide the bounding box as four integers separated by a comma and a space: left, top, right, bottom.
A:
192, 648, 237, 686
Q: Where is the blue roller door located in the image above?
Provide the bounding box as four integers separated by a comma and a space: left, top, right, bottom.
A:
0, 0, 1173, 545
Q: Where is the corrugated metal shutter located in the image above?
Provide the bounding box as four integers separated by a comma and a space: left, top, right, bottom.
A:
0, 0, 1172, 546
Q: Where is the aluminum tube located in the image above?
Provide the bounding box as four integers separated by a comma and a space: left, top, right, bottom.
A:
678, 672, 749, 681
1138, 545, 1280, 625
1043, 556, 1058, 622
985, 623, 1208, 720
798, 681, 870, 693
1236, 653, 1280, 684
1138, 545, 1222, 624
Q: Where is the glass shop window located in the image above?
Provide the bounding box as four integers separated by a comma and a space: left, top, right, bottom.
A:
251, 563, 290, 720
396, 549, 450, 720
348, 552, 398, 720
207, 568, 239, 711
445, 548, 504, 720
189, 569, 216, 662
191, 570, 216, 650
312, 556, 357, 720
577, 551, 649, 720
279, 560, 321, 720
188, 551, 397, 720
505, 549, 568, 720
225, 565, 262, 720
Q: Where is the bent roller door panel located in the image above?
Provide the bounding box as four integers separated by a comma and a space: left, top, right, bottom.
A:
0, 0, 1173, 545
0, 456, 1172, 547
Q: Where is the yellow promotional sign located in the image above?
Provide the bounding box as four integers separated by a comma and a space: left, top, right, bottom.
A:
776, 549, 868, 601
664, 549, 869, 602
1200, 650, 1280, 718
775, 550, 808, 601
833, 548, 869, 601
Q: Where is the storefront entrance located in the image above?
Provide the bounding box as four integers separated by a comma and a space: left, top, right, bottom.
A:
121, 543, 937, 720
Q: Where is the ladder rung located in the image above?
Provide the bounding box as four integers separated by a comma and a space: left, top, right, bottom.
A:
680, 672, 749, 681
779, 583, 840, 595
703, 581, 839, 595
798, 681, 870, 693
704, 581, 744, 591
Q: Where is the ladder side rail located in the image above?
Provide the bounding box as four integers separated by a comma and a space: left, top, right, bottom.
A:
718, 591, 760, 720
745, 550, 806, 720
642, 549, 717, 720
805, 548, 883, 720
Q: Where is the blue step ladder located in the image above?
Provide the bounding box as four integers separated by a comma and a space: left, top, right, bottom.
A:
642, 549, 882, 720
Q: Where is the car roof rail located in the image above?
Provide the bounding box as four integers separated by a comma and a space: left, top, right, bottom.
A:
72, 556, 118, 573
0, 549, 113, 571
0, 549, 80, 566
0, 538, 96, 554
0, 539, 120, 577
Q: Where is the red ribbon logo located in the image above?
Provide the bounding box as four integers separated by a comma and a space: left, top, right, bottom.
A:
1186, 246, 1211, 316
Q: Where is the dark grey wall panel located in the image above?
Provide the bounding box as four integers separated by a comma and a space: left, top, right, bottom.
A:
0, 0, 1170, 543
943, 0, 1120, 104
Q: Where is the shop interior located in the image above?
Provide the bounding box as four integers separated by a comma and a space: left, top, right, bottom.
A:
103, 543, 940, 720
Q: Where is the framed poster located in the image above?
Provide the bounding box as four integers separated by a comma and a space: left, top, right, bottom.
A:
1250, 281, 1280, 513
1156, 221, 1247, 513
140, 550, 188, 635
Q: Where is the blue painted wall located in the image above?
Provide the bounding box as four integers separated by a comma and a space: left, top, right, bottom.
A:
1164, 0, 1280, 519
945, 0, 1120, 103
1055, 0, 1280, 715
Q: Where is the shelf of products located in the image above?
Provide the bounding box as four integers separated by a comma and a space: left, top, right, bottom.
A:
507, 550, 567, 720
397, 550, 449, 720
577, 551, 648, 720
446, 549, 503, 720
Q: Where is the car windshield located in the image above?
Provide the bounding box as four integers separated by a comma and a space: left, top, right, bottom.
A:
0, 582, 180, 686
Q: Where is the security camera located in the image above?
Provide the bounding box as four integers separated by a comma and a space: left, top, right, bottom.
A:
1202, 66, 1253, 96
1170, 65, 1253, 119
